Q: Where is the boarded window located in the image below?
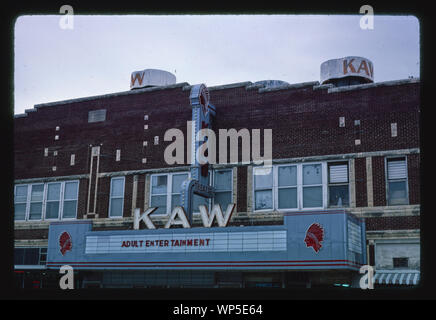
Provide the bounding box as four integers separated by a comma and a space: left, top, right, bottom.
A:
88, 109, 106, 123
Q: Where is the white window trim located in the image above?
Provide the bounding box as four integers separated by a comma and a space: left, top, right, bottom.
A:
14, 184, 30, 221
14, 181, 79, 221
211, 168, 233, 209
385, 156, 409, 206
327, 160, 351, 208
253, 162, 328, 212
44, 182, 62, 221
149, 169, 234, 215
108, 177, 125, 218
28, 183, 45, 221
62, 181, 80, 220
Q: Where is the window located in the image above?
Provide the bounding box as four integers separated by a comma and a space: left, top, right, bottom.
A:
14, 181, 79, 221
29, 184, 44, 220
14, 185, 28, 221
386, 157, 408, 205
88, 109, 106, 123
63, 181, 79, 218
150, 170, 233, 214
213, 169, 232, 209
109, 177, 125, 217
150, 174, 168, 214
277, 166, 297, 209
171, 173, 189, 211
328, 162, 349, 207
302, 164, 323, 208
253, 163, 328, 211
46, 183, 61, 219
393, 257, 409, 268
14, 247, 47, 266
254, 167, 273, 210
150, 173, 189, 214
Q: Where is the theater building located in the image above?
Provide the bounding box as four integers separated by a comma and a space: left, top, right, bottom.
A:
13, 57, 420, 288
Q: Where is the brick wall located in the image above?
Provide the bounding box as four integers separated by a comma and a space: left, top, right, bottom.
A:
14, 80, 420, 237
372, 156, 387, 207
354, 157, 367, 207
365, 215, 420, 231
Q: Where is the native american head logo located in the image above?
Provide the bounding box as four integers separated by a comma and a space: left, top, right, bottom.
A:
304, 223, 324, 253
59, 231, 72, 255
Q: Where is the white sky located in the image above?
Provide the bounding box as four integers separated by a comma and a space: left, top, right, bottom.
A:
14, 14, 420, 115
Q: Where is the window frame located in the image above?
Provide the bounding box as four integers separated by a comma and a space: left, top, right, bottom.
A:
14, 184, 30, 221
44, 182, 62, 220
276, 164, 298, 210
253, 162, 328, 212
327, 160, 351, 208
253, 166, 274, 211
108, 176, 125, 218
212, 168, 233, 210
385, 156, 409, 206
149, 169, 234, 215
14, 180, 80, 221
150, 172, 189, 215
28, 183, 45, 221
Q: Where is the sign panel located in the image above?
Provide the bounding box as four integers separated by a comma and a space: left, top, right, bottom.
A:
348, 220, 363, 254
47, 210, 366, 271
85, 230, 287, 254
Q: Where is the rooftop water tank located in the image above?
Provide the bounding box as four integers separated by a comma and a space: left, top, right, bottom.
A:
320, 56, 374, 87
130, 69, 176, 89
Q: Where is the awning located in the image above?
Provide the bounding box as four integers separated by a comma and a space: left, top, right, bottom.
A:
372, 270, 420, 286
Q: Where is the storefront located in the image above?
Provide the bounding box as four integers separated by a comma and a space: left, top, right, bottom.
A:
46, 209, 366, 288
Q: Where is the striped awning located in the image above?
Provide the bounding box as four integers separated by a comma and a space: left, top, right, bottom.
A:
373, 270, 420, 286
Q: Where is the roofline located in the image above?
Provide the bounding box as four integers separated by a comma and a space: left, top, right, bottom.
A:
13, 77, 420, 119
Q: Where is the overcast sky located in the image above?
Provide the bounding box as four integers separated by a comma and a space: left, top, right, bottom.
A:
14, 14, 420, 115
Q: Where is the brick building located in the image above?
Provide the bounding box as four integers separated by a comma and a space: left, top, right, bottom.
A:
13, 57, 420, 288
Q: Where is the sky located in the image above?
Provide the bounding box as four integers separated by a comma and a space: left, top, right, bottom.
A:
14, 14, 420, 115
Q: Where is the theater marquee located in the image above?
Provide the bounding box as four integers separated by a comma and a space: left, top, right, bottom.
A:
85, 230, 287, 254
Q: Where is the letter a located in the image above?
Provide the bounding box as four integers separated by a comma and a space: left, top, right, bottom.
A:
164, 128, 185, 165
59, 265, 74, 289
359, 5, 374, 30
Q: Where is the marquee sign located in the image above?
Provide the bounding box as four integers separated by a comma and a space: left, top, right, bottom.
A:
85, 230, 287, 254
47, 210, 366, 271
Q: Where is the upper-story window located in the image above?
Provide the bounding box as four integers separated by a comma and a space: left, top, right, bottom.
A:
109, 177, 125, 218
328, 162, 350, 207
253, 161, 349, 211
14, 181, 79, 221
150, 172, 188, 215
386, 157, 408, 205
150, 169, 233, 214
213, 169, 233, 209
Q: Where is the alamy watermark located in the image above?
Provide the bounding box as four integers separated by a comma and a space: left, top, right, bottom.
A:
359, 265, 374, 289
59, 265, 74, 289
359, 5, 374, 30
59, 5, 74, 30
164, 122, 273, 174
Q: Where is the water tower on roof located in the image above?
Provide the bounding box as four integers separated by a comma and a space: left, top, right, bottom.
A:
320, 56, 374, 87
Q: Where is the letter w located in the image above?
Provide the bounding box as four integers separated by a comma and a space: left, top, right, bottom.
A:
199, 204, 235, 227
131, 72, 145, 87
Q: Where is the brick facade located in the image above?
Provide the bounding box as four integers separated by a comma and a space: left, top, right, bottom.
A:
14, 79, 420, 240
